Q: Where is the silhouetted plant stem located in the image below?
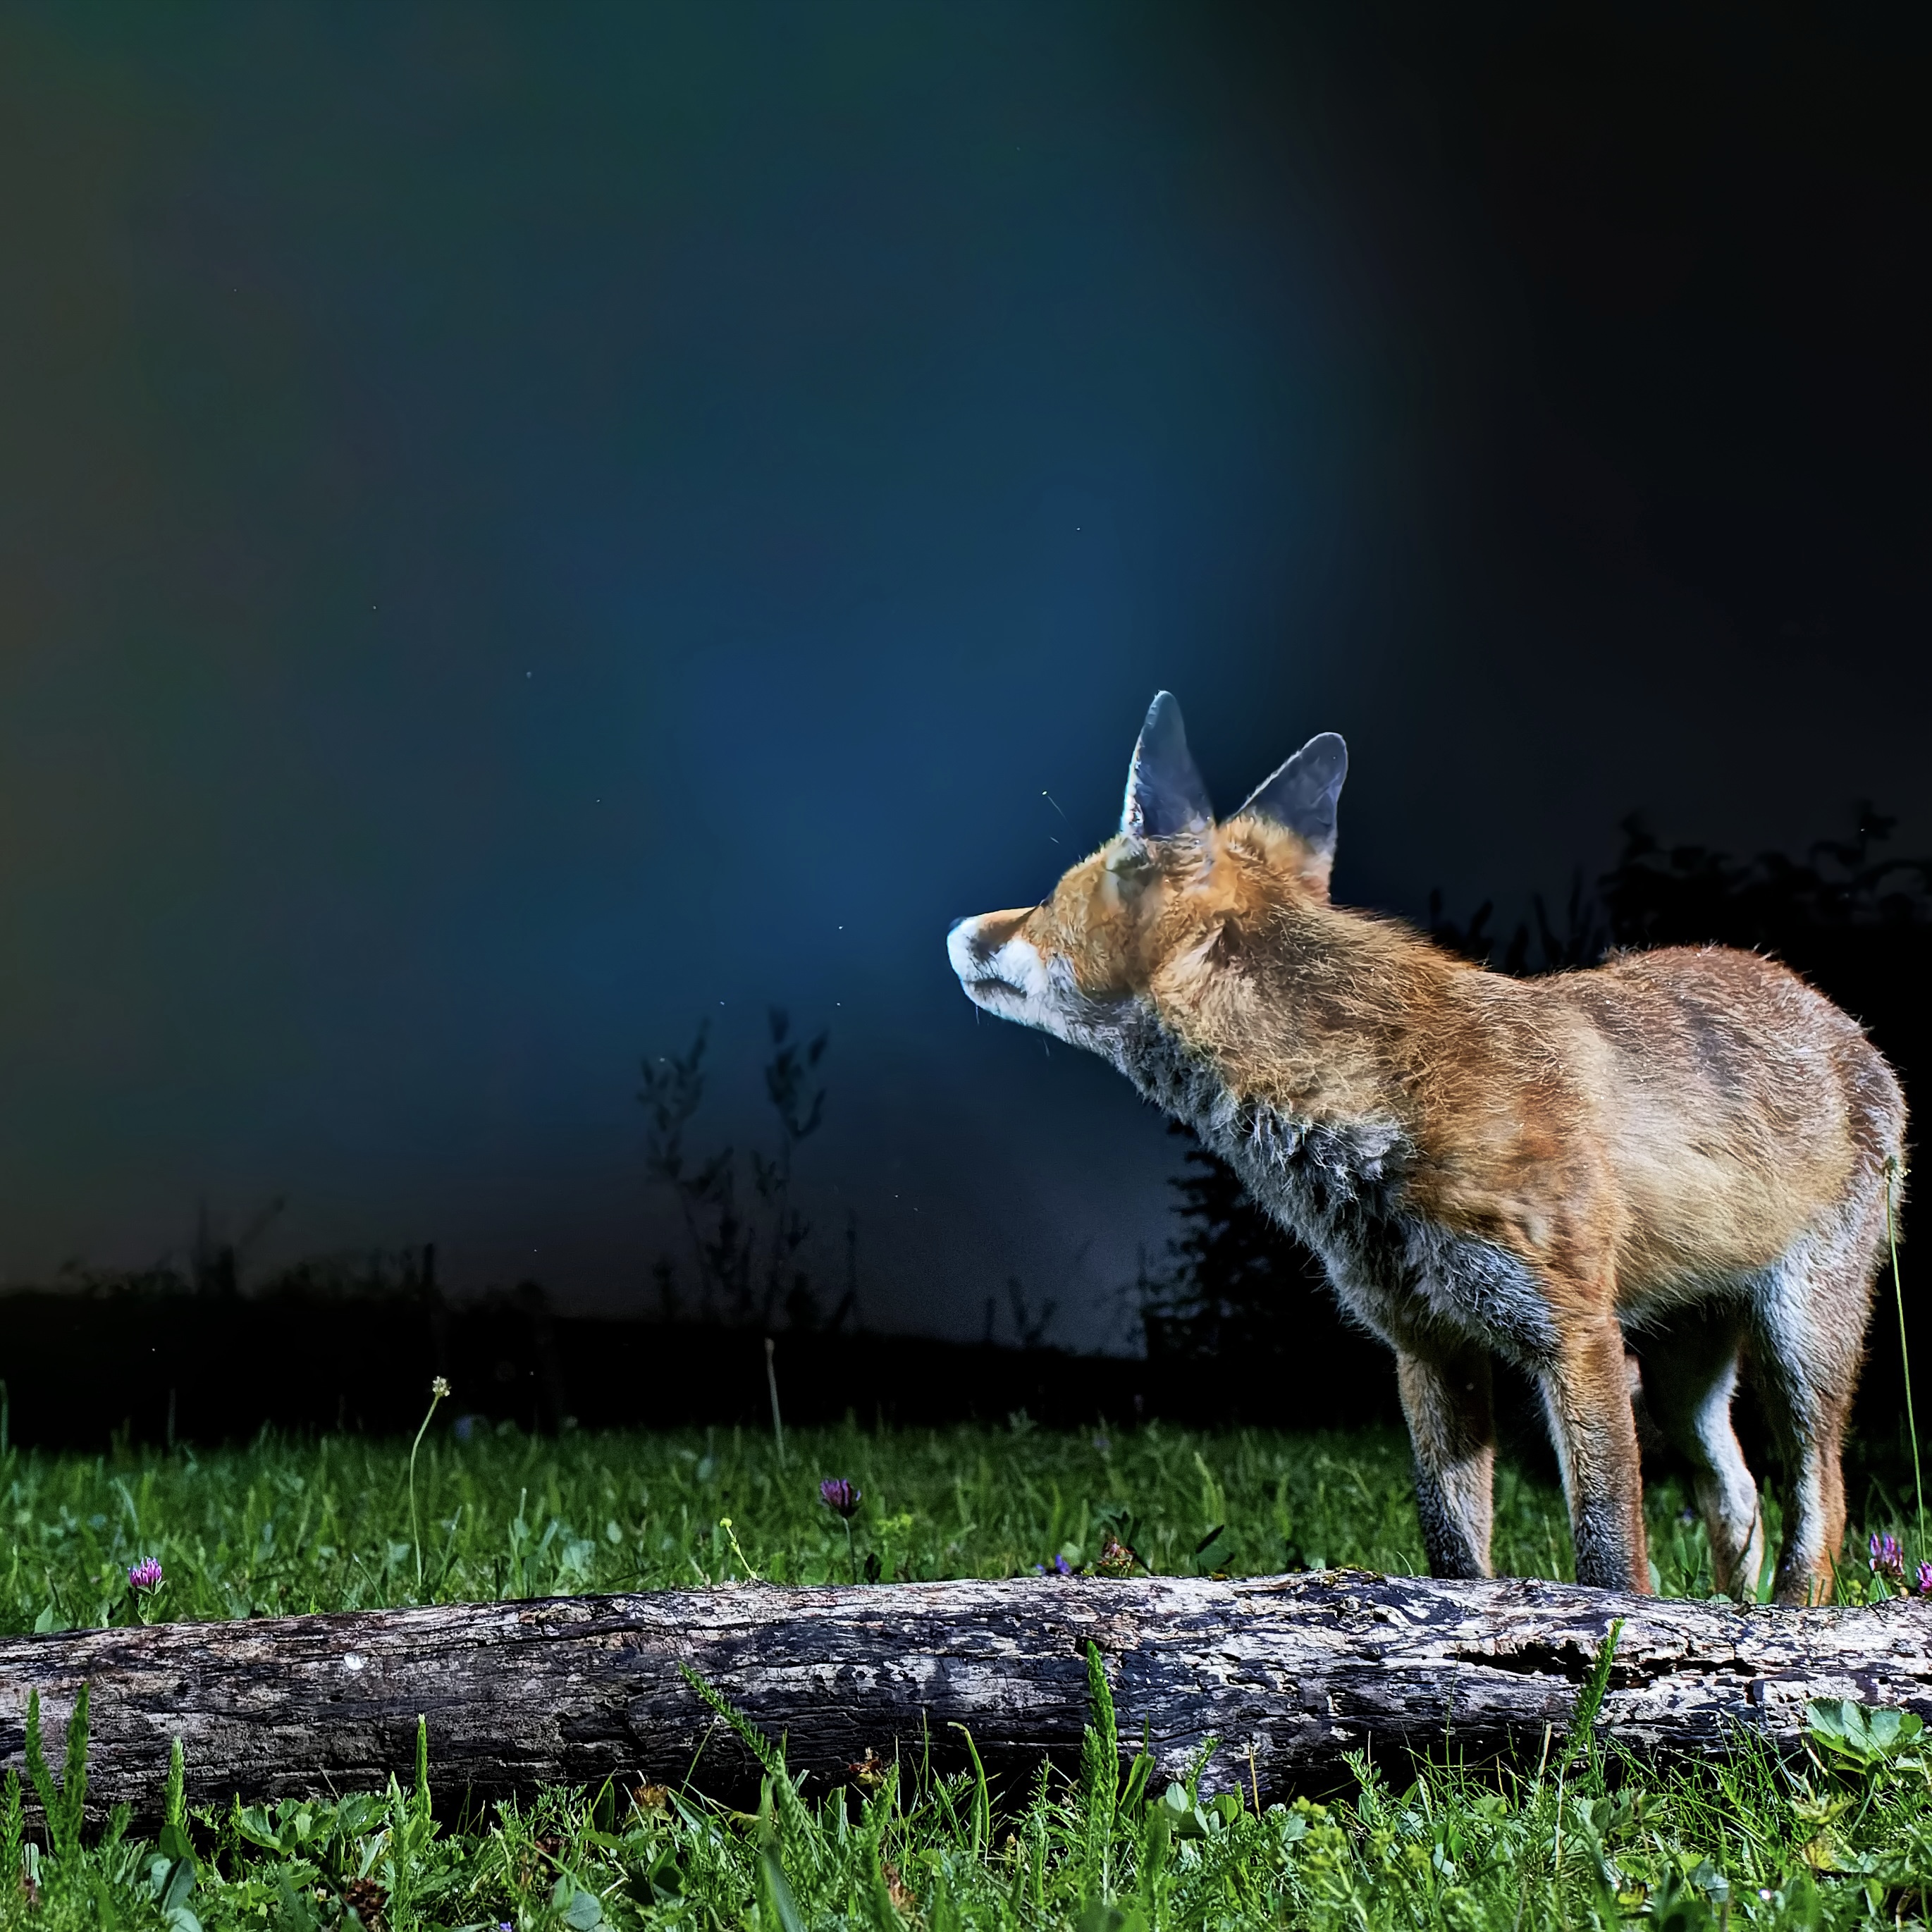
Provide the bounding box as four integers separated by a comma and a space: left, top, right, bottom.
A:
1888, 1157, 1924, 1559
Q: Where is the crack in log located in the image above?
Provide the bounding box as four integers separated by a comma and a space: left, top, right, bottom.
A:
1453, 1643, 1601, 1681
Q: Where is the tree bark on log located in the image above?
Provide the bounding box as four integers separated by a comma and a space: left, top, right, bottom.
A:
4, 1571, 1929, 1824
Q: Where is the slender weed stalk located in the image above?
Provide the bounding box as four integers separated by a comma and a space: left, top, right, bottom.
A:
408, 1377, 451, 1592
1886, 1158, 1924, 1561
764, 1336, 786, 1466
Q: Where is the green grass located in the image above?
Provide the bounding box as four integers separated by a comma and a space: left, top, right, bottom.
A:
2, 1416, 1857, 1632
8, 1419, 1572, 1630
4, 1419, 1931, 1929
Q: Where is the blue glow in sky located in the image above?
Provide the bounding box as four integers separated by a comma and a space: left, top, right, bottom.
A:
0, 5, 1922, 1342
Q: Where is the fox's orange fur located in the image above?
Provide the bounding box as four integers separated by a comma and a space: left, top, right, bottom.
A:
948, 696, 1906, 1601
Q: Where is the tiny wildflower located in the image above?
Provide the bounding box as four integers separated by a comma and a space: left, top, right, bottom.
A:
1918, 1562, 1932, 1596
1033, 1553, 1075, 1577
1870, 1532, 1905, 1583
819, 1477, 861, 1519
431, 1376, 451, 1401
1095, 1534, 1138, 1577
128, 1557, 164, 1592
818, 1478, 863, 1582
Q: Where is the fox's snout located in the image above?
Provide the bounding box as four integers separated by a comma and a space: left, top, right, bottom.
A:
947, 907, 1050, 1024
947, 908, 1027, 967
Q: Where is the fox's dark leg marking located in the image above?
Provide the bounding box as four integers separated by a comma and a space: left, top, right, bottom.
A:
1540, 1310, 1650, 1592
1395, 1345, 1495, 1580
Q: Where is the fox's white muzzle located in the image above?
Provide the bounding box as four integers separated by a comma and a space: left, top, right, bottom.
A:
947, 911, 1053, 1025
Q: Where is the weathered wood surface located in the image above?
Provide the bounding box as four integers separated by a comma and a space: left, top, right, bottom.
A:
3, 1570, 1928, 1821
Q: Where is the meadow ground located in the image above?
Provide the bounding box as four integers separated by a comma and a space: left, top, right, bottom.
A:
4, 1417, 1931, 1929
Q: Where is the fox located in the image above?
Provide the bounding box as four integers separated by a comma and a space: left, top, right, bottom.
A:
947, 692, 1907, 1603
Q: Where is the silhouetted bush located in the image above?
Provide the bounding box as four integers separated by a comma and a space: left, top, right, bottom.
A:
640, 1007, 856, 1331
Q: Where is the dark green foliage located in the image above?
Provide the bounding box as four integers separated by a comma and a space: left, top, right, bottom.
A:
1568, 1617, 1623, 1762
23, 1691, 88, 1861
1078, 1644, 1120, 1895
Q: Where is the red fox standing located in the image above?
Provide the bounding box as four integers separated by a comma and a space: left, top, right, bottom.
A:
948, 693, 1907, 1603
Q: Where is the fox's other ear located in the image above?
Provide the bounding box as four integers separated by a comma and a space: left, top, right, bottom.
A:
1120, 691, 1214, 840
1238, 732, 1348, 865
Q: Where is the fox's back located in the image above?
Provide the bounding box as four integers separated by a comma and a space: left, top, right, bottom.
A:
1532, 945, 1904, 1299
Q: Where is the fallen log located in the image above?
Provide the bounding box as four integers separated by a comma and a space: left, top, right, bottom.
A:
3, 1571, 1928, 1823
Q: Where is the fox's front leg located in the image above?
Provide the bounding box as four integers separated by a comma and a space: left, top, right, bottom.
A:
1540, 1314, 1651, 1592
1396, 1346, 1496, 1578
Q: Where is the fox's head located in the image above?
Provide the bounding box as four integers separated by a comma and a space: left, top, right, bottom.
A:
946, 692, 1347, 1088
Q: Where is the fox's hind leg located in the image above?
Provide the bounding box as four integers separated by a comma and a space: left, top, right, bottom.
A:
1751, 1207, 1883, 1604
1396, 1345, 1495, 1578
1539, 1312, 1651, 1592
1637, 1313, 1766, 1599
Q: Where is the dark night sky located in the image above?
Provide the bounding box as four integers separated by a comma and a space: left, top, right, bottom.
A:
1, 5, 1925, 1344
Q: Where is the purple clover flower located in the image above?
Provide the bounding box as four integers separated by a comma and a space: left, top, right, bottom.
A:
1918, 1563, 1932, 1597
128, 1558, 164, 1592
818, 1478, 861, 1520
1870, 1532, 1905, 1582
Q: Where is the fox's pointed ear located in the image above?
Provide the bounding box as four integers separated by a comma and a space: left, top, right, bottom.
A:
1121, 691, 1214, 840
1238, 732, 1348, 873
